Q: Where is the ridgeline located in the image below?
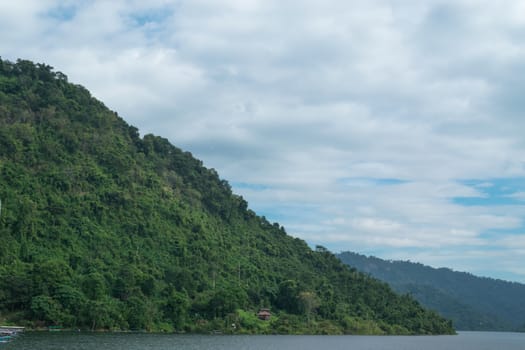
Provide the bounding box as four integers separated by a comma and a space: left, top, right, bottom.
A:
0, 58, 454, 334
338, 251, 525, 331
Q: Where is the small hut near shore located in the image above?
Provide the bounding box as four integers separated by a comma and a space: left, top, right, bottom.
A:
257, 308, 271, 321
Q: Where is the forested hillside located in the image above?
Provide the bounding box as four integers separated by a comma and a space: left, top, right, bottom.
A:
338, 251, 525, 331
0, 58, 454, 334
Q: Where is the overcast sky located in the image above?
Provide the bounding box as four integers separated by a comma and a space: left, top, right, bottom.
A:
2, 0, 525, 282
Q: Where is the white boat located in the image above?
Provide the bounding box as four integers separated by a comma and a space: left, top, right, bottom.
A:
0, 326, 24, 335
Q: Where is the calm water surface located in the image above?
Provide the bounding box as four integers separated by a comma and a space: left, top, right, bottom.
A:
3, 331, 524, 350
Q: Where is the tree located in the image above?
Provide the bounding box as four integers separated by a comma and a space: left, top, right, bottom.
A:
276, 280, 300, 314
82, 272, 107, 300
298, 291, 320, 325
30, 295, 64, 325
164, 289, 190, 329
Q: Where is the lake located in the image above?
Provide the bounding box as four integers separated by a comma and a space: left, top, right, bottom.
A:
3, 331, 524, 350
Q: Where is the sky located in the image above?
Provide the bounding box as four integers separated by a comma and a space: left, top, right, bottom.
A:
2, 0, 525, 282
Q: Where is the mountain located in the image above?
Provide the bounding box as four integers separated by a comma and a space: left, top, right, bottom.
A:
0, 58, 454, 334
338, 251, 525, 331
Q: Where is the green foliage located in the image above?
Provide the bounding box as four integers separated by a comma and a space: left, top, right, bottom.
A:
0, 57, 454, 334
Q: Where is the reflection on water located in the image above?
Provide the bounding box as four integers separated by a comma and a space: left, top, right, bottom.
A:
4, 331, 525, 350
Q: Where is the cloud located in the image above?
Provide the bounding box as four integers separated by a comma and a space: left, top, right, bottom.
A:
2, 0, 525, 282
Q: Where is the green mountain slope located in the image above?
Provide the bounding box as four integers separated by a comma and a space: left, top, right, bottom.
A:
338, 251, 525, 331
0, 58, 454, 334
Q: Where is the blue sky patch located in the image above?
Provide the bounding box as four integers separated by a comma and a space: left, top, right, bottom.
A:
482, 228, 524, 239
128, 7, 173, 28
232, 182, 269, 191
251, 203, 323, 229
337, 177, 408, 187
453, 178, 525, 206
44, 4, 78, 21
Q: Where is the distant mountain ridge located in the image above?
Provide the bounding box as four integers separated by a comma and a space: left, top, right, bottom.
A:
337, 251, 525, 331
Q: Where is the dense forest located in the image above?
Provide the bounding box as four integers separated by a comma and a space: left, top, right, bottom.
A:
0, 58, 454, 334
338, 251, 525, 331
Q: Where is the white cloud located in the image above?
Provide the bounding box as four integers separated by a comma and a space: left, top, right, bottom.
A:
2, 0, 525, 281
507, 192, 525, 201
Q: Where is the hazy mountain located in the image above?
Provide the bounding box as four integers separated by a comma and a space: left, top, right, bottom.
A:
338, 251, 525, 331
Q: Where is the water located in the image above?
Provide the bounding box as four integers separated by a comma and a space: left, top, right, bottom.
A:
3, 331, 524, 350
